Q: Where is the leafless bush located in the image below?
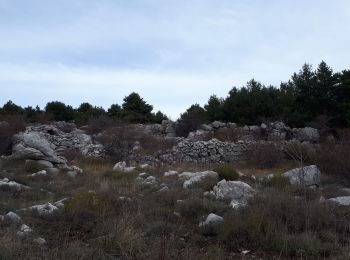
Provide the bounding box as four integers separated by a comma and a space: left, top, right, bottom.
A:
204, 128, 242, 142
86, 115, 113, 135
284, 141, 317, 166
0, 115, 26, 155
97, 125, 176, 161
247, 142, 285, 169
317, 130, 350, 182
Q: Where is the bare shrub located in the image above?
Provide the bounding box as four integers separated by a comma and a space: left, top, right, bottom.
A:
284, 141, 317, 166
317, 130, 350, 182
247, 142, 284, 169
86, 115, 113, 135
0, 115, 26, 155
205, 127, 242, 142
97, 125, 176, 161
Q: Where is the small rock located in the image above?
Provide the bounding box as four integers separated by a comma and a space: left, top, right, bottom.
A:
327, 196, 350, 206
67, 171, 77, 178
113, 161, 136, 172
180, 171, 218, 189
199, 213, 223, 227
17, 224, 33, 237
33, 237, 46, 245
24, 203, 59, 216
138, 172, 148, 178
164, 170, 178, 177
30, 170, 47, 177
71, 166, 84, 174
4, 212, 21, 223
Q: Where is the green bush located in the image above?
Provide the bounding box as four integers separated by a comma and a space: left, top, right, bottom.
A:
213, 164, 239, 181
262, 174, 290, 188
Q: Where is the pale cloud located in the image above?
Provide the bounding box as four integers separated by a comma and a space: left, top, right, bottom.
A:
0, 0, 349, 118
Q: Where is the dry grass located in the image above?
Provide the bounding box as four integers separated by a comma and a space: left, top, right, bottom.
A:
1, 155, 350, 259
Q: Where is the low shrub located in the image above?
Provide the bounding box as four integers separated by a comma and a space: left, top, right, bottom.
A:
262, 174, 290, 188
219, 187, 350, 257
213, 164, 239, 181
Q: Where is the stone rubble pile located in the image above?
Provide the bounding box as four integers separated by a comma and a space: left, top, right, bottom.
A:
159, 139, 249, 164
187, 121, 320, 143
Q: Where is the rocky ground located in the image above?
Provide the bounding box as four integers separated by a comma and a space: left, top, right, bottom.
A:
0, 121, 350, 259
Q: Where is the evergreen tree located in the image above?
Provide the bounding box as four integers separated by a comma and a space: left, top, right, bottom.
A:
2, 100, 23, 115
122, 92, 154, 123
107, 104, 122, 119
205, 95, 224, 121
175, 104, 208, 137
45, 101, 75, 122
152, 111, 168, 123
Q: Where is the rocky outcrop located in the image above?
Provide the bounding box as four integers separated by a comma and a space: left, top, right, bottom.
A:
0, 178, 30, 191
3, 123, 104, 172
282, 165, 321, 187
9, 132, 66, 164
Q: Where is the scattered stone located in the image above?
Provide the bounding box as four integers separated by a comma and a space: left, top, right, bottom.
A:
282, 165, 321, 187
30, 170, 47, 177
180, 171, 218, 189
4, 212, 21, 223
67, 171, 78, 178
140, 164, 151, 169
164, 170, 178, 177
138, 172, 148, 178
53, 198, 70, 209
327, 196, 350, 206
143, 176, 158, 185
71, 166, 84, 174
113, 161, 136, 172
23, 203, 59, 216
199, 213, 223, 227
17, 224, 33, 237
0, 178, 30, 191
33, 237, 46, 245
157, 186, 169, 192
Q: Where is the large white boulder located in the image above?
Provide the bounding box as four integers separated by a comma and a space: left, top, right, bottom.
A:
282, 165, 321, 187
211, 180, 255, 209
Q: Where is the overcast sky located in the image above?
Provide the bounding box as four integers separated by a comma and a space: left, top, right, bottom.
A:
0, 0, 349, 119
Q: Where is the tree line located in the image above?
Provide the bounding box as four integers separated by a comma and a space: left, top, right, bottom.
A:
0, 92, 168, 125
176, 61, 350, 136
1, 61, 349, 131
